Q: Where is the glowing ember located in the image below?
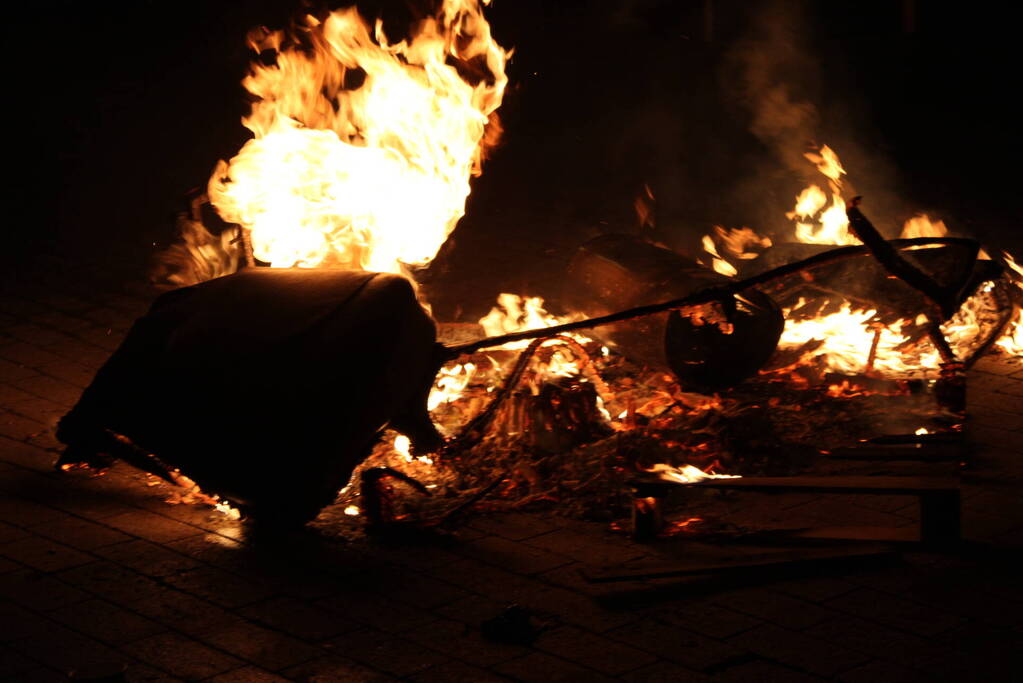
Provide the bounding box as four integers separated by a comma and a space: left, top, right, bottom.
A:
645, 463, 740, 484
343, 505, 361, 516
207, 0, 508, 273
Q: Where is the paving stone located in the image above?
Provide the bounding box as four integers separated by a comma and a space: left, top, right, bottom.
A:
42, 339, 111, 367
94, 539, 204, 578
836, 660, 936, 683
0, 535, 93, 573
716, 658, 825, 682
824, 587, 964, 637
327, 628, 448, 677
619, 660, 711, 682
72, 327, 124, 352
207, 665, 292, 682
422, 557, 533, 597
0, 521, 30, 544
0, 643, 49, 679
0, 343, 65, 369
457, 535, 573, 575
0, 600, 59, 642
407, 659, 507, 682
30, 515, 133, 551
501, 583, 636, 633
402, 618, 524, 668
58, 562, 236, 635
4, 665, 70, 682
0, 383, 36, 404
468, 512, 561, 541
121, 662, 186, 682
238, 596, 356, 641
12, 374, 82, 407
727, 624, 870, 677
0, 569, 92, 611
8, 623, 126, 678
0, 410, 48, 441
771, 576, 857, 602
0, 494, 67, 526
27, 310, 94, 334
357, 570, 469, 610
36, 487, 141, 521
200, 619, 323, 671
606, 618, 745, 672
319, 592, 437, 634
649, 600, 761, 639
102, 510, 204, 543
712, 588, 838, 630
36, 361, 94, 388
525, 527, 648, 566
46, 598, 166, 645
492, 651, 617, 682
808, 615, 972, 678
535, 624, 658, 675
162, 564, 275, 608
123, 632, 243, 680
282, 654, 396, 682
5, 395, 67, 427
0, 358, 38, 383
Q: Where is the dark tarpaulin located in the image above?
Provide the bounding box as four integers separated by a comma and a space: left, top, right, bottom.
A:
58, 268, 440, 523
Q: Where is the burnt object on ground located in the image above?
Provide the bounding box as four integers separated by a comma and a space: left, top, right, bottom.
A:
563, 234, 785, 391
57, 268, 443, 525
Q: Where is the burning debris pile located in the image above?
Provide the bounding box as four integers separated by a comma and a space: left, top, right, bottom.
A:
59, 1, 1023, 532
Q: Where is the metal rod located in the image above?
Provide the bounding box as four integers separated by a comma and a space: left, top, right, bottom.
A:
443, 237, 983, 358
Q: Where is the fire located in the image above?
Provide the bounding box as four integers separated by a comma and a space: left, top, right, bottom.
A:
479, 293, 569, 341
701, 234, 737, 276
995, 252, 1023, 356
786, 145, 858, 246
901, 214, 948, 240
207, 1, 508, 273
645, 463, 740, 484
428, 362, 477, 411
778, 300, 939, 376
701, 226, 772, 276
477, 293, 592, 376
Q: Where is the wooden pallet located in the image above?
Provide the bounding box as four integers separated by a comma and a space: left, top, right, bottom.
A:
630, 475, 960, 546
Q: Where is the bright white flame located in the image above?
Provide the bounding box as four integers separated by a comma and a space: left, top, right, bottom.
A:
646, 463, 740, 484
208, 1, 508, 273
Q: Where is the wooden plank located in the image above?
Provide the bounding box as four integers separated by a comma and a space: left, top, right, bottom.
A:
823, 444, 965, 462
682, 475, 959, 495
583, 543, 899, 583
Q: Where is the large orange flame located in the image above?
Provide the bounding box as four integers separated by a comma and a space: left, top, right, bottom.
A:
208, 1, 508, 273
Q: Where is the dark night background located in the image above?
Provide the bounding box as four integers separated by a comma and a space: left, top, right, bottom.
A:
9, 0, 1023, 315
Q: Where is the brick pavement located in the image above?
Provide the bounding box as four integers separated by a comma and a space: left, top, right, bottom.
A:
2, 253, 1022, 681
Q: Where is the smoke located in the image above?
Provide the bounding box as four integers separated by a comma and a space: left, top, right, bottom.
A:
724, 0, 912, 236
728, 0, 821, 177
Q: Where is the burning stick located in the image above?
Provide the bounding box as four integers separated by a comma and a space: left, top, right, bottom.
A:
865, 323, 883, 376
846, 198, 973, 320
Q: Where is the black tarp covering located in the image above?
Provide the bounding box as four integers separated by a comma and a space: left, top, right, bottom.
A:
58, 268, 439, 523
